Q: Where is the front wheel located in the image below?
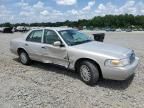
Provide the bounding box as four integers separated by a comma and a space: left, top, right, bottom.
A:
19, 50, 31, 65
78, 61, 99, 86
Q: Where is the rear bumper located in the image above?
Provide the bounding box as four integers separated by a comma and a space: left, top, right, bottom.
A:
102, 57, 139, 80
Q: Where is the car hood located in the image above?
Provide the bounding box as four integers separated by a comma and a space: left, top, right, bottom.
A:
71, 41, 131, 58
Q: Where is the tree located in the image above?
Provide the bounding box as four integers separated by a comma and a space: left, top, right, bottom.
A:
1, 14, 144, 29
0, 22, 12, 27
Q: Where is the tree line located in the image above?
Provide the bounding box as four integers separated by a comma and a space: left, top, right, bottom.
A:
0, 14, 144, 29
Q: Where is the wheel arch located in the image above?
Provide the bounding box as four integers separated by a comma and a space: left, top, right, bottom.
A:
74, 58, 103, 78
17, 47, 28, 55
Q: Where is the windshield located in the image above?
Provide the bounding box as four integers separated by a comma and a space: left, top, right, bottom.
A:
59, 30, 92, 46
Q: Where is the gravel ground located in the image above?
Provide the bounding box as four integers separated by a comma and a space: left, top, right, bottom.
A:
0, 32, 144, 108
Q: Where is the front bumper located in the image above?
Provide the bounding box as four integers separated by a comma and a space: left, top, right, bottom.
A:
102, 57, 139, 80
10, 48, 17, 55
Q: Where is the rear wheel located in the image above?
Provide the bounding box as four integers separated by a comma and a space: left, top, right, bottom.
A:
19, 50, 31, 65
78, 60, 99, 86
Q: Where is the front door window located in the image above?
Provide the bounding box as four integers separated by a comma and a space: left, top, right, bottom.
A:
43, 30, 60, 45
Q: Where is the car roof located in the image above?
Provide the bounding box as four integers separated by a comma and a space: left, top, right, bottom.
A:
46, 27, 74, 31
31, 27, 75, 32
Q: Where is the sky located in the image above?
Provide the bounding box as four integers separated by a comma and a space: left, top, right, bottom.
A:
0, 0, 144, 23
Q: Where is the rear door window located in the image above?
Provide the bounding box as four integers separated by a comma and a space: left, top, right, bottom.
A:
26, 30, 43, 43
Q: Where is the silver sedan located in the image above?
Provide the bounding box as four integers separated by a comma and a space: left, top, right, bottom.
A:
10, 28, 139, 85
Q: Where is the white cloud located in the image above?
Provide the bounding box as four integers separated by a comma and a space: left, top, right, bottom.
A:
56, 0, 77, 5
83, 0, 95, 11
1, 0, 144, 23
0, 5, 10, 16
33, 1, 44, 10
19, 11, 31, 17
68, 9, 78, 15
98, 4, 106, 10
16, 1, 64, 23
17, 0, 144, 23
40, 10, 49, 16
119, 0, 136, 14
66, 0, 96, 20
95, 0, 144, 16
0, 5, 13, 22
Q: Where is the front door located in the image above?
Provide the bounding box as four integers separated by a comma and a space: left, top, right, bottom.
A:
41, 29, 69, 67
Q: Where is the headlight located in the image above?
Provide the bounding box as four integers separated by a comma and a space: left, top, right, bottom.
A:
105, 58, 130, 67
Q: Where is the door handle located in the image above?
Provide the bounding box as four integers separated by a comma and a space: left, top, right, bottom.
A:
25, 43, 28, 46
41, 46, 47, 49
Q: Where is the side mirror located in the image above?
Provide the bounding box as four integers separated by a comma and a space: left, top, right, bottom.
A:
53, 41, 62, 47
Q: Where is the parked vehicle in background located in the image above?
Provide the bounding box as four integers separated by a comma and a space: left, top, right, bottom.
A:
0, 27, 4, 32
0, 27, 13, 33
105, 28, 116, 32
93, 33, 105, 42
15, 26, 30, 32
133, 29, 138, 31
137, 28, 143, 31
10, 28, 139, 85
116, 28, 122, 32
126, 29, 132, 32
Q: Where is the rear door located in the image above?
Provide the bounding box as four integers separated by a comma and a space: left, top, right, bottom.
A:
24, 29, 44, 61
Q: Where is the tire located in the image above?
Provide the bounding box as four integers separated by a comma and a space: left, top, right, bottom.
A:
19, 50, 31, 65
78, 60, 99, 86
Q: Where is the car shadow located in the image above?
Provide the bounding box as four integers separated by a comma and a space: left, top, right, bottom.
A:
98, 75, 134, 90
32, 61, 80, 80
13, 58, 79, 80
13, 58, 134, 90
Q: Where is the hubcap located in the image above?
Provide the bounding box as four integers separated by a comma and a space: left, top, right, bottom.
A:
80, 65, 91, 81
20, 52, 27, 64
